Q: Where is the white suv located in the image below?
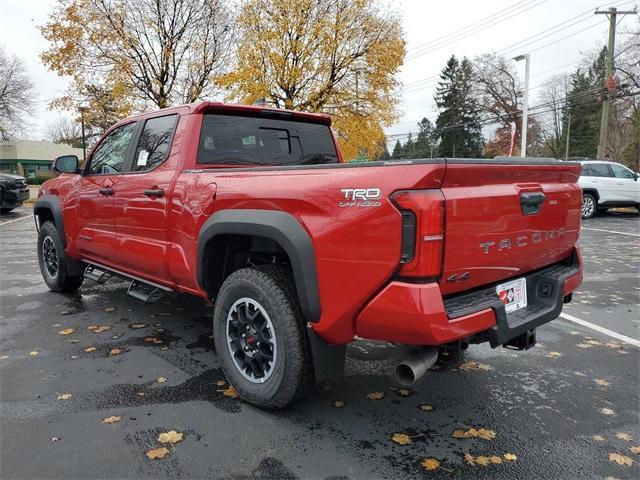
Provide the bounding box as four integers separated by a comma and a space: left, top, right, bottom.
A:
578, 160, 640, 219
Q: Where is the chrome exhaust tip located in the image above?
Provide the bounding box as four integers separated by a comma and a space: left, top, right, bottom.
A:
394, 347, 438, 386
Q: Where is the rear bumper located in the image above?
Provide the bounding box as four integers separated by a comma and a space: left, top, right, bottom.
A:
355, 248, 583, 347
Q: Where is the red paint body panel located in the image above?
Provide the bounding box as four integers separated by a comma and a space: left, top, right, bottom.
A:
39, 102, 583, 347
355, 281, 496, 345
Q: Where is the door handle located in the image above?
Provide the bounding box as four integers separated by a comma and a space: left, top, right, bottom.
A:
144, 188, 164, 197
520, 191, 546, 215
99, 187, 114, 196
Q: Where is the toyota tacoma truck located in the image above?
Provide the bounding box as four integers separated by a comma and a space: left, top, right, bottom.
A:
34, 102, 583, 409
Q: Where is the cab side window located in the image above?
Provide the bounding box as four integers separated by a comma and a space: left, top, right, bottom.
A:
86, 123, 137, 175
610, 164, 634, 179
581, 163, 611, 177
133, 115, 177, 172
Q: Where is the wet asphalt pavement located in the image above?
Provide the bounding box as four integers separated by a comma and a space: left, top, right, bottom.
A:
1, 207, 638, 479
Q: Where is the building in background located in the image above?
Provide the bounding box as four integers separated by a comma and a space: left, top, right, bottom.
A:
0, 140, 84, 178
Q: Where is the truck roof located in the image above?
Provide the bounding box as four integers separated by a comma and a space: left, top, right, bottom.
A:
123, 101, 332, 126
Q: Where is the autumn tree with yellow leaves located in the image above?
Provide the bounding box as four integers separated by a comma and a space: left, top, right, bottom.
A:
218, 0, 405, 160
40, 0, 234, 133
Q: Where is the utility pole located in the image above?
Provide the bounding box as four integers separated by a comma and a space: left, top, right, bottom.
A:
595, 6, 637, 159
565, 113, 571, 160
514, 54, 530, 157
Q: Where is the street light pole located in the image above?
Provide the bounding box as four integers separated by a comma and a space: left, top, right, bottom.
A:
514, 54, 530, 158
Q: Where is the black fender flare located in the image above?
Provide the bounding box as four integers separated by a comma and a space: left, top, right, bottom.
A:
197, 209, 321, 323
34, 195, 67, 246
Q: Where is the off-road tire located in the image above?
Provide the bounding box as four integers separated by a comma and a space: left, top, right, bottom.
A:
213, 265, 315, 409
581, 193, 597, 219
37, 221, 84, 292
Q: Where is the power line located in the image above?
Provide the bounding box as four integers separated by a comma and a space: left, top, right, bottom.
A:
406, 0, 534, 55
406, 0, 548, 61
398, 0, 635, 94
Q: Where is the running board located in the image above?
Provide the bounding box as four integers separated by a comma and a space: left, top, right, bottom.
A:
82, 260, 172, 303
84, 264, 112, 283
127, 280, 164, 303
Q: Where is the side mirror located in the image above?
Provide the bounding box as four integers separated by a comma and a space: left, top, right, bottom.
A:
53, 155, 79, 174
633, 172, 639, 181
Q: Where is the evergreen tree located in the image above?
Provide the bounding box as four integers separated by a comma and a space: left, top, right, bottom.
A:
413, 117, 437, 158
374, 138, 391, 160
563, 47, 606, 158
403, 133, 415, 158
434, 55, 484, 157
392, 139, 403, 158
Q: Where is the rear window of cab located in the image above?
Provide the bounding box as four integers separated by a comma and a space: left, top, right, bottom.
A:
197, 114, 338, 167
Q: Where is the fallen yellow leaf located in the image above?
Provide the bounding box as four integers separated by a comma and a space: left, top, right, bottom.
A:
157, 377, 167, 384
477, 428, 496, 440
419, 404, 434, 412
84, 347, 96, 353
489, 455, 502, 464
616, 433, 632, 441
158, 430, 183, 444
144, 337, 163, 345
475, 456, 491, 466
367, 391, 385, 400
601, 408, 615, 416
57, 328, 74, 336
146, 447, 170, 460
609, 453, 634, 466
397, 388, 413, 396
218, 385, 238, 398
421, 458, 440, 471
463, 453, 475, 465
332, 400, 345, 408
546, 351, 561, 358
452, 428, 496, 440
629, 446, 640, 454
577, 343, 593, 349
103, 307, 115, 313
503, 453, 517, 461
30, 351, 39, 356
460, 361, 493, 371
593, 435, 605, 442
391, 433, 412, 445
57, 393, 72, 400
101, 415, 121, 424
109, 348, 123, 356
89, 325, 111, 333
595, 379, 610, 387
129, 323, 148, 329
215, 380, 226, 386
585, 339, 602, 346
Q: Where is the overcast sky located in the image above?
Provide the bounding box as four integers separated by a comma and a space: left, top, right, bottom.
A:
0, 0, 638, 142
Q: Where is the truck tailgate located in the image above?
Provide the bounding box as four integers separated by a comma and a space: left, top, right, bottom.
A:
439, 160, 582, 296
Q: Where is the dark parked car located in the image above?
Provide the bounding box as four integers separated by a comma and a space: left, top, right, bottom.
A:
0, 174, 29, 213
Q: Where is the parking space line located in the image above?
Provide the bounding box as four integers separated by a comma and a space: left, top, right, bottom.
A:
0, 215, 32, 227
560, 312, 640, 348
582, 227, 640, 237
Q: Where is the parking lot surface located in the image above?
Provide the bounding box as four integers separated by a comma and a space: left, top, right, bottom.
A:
1, 207, 639, 479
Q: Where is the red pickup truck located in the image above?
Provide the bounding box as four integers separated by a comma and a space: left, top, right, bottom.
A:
35, 102, 583, 409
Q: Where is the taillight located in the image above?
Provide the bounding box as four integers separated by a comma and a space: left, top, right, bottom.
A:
391, 189, 445, 278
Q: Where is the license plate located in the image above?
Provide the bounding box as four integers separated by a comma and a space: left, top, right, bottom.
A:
496, 278, 527, 313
